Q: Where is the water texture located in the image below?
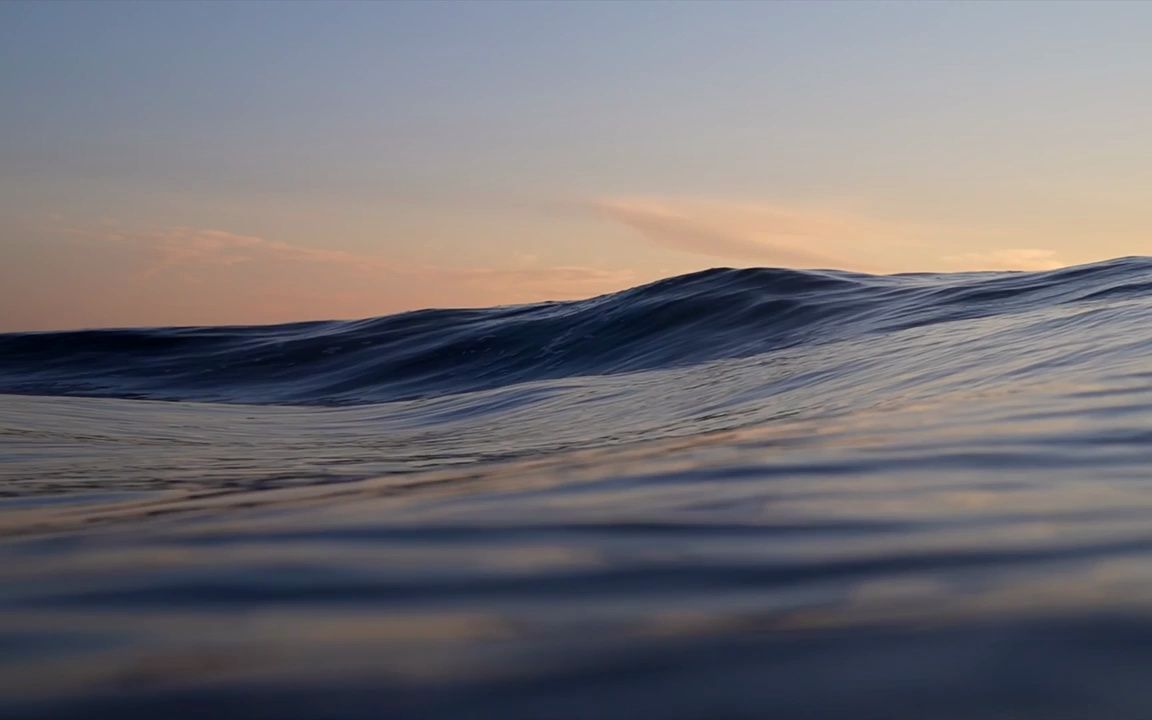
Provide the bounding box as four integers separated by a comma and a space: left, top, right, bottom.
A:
3, 258, 1152, 718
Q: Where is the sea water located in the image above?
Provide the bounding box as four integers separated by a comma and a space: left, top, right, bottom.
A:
4, 260, 1152, 718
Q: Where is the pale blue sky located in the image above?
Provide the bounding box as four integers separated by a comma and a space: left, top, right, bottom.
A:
3, 1, 1152, 329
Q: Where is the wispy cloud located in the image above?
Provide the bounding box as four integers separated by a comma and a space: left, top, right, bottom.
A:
454, 265, 636, 298
4, 224, 637, 330
75, 225, 385, 275
943, 249, 1065, 271
592, 196, 1075, 274
591, 197, 921, 272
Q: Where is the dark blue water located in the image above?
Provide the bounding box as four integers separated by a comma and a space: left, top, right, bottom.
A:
4, 258, 1152, 718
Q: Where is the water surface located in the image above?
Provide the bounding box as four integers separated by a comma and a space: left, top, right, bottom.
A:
4, 259, 1152, 718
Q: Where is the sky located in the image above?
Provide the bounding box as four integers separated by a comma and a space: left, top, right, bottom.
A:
3, 0, 1152, 330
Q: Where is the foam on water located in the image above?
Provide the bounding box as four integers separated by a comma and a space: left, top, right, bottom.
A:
3, 258, 1152, 718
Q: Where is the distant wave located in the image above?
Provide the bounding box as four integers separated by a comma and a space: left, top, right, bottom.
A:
1, 256, 1150, 406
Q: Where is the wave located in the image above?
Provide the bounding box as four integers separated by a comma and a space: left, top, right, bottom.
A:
1, 256, 1150, 405
7, 257, 1152, 718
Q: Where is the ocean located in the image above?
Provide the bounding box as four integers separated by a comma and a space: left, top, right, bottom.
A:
3, 258, 1152, 718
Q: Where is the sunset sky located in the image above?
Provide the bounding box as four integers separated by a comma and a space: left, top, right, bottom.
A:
3, 0, 1152, 330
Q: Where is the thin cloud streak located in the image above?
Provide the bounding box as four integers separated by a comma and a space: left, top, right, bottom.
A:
2, 224, 637, 331
594, 198, 844, 268
593, 196, 1073, 274
943, 249, 1065, 272
592, 197, 917, 273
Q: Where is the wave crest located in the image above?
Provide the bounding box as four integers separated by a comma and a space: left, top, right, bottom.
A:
1, 257, 1150, 405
